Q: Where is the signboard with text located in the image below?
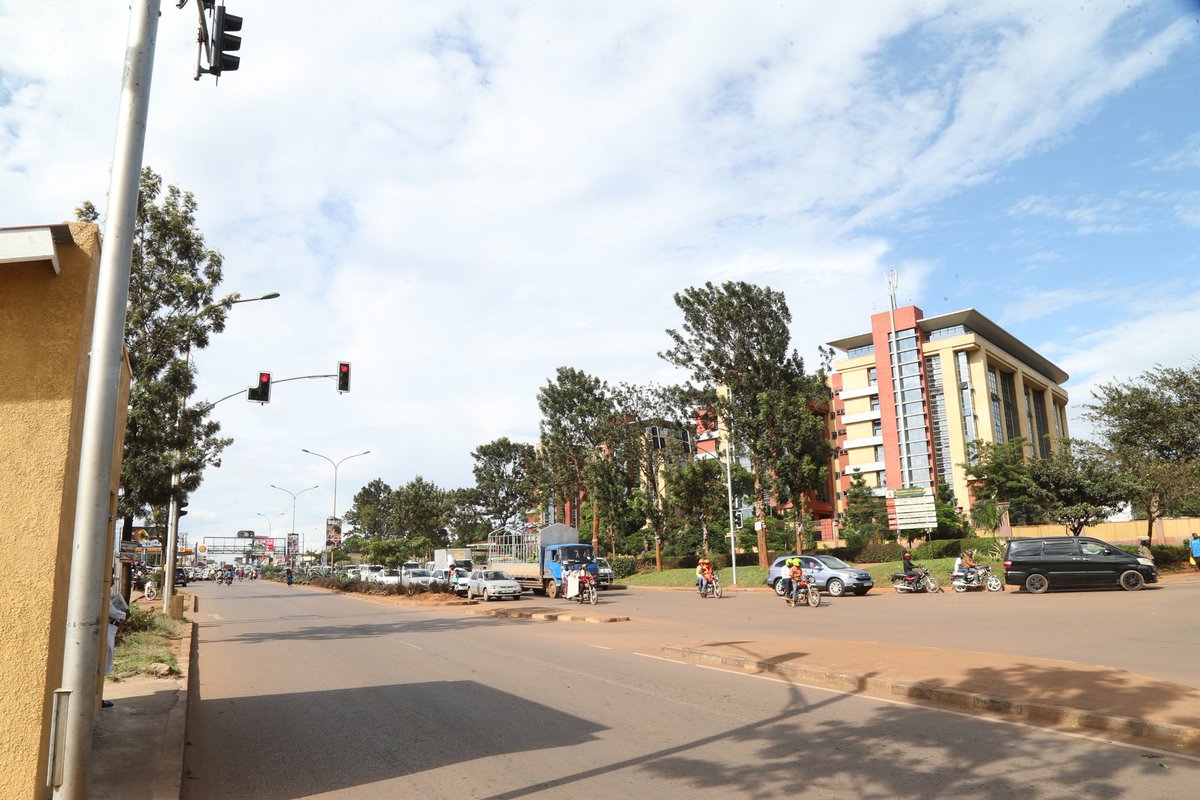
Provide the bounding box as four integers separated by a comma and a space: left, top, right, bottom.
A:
885, 487, 938, 531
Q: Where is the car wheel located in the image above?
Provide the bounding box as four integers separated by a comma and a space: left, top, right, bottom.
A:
483, 588, 491, 602
826, 578, 845, 597
1119, 570, 1144, 591
1025, 573, 1049, 594
773, 578, 787, 597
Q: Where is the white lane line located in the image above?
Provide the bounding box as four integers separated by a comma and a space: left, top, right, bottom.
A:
691, 663, 1200, 763
590, 645, 611, 650
398, 640, 424, 651
634, 652, 685, 664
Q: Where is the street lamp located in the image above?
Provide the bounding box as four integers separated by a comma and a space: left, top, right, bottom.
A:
300, 449, 370, 565
270, 483, 319, 566
162, 291, 279, 613
256, 511, 284, 537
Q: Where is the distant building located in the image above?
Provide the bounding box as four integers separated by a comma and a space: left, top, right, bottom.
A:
826, 305, 1069, 517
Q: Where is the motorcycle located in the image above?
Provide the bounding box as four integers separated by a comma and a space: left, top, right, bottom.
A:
698, 574, 722, 599
891, 565, 940, 593
951, 564, 1003, 593
572, 572, 598, 605
221, 572, 234, 586
784, 575, 821, 608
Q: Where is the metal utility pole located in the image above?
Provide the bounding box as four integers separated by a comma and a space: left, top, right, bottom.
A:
53, 3, 161, 797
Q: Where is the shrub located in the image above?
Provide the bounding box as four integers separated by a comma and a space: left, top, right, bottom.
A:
611, 556, 637, 578
857, 541, 905, 563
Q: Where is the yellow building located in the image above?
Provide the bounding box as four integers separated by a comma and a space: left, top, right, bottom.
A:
827, 305, 1069, 515
0, 223, 129, 799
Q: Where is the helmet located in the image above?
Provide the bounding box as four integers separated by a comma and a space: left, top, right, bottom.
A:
903, 552, 912, 559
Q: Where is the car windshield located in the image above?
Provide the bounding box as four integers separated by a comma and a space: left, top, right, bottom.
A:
596, 558, 611, 568
558, 546, 591, 563
483, 571, 511, 581
408, 570, 431, 577
384, 569, 400, 576
816, 556, 852, 569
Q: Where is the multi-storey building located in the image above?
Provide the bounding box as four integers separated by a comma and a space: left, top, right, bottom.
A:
826, 305, 1069, 515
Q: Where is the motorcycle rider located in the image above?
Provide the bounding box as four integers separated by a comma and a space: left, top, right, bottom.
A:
787, 558, 805, 603
698, 558, 716, 596
695, 557, 710, 594
902, 552, 917, 573
961, 549, 978, 582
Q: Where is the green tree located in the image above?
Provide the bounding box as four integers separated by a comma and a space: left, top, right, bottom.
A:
660, 280, 810, 567
343, 479, 397, 540
536, 367, 616, 550
470, 437, 537, 528
842, 469, 889, 552
79, 168, 233, 593
933, 482, 968, 540
392, 476, 451, 561
963, 439, 1047, 526
1027, 440, 1135, 535
446, 487, 493, 545
1085, 365, 1200, 542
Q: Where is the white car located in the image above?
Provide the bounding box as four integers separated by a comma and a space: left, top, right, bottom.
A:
431, 567, 470, 595
594, 557, 614, 588
367, 568, 402, 585
401, 568, 436, 588
465, 569, 523, 601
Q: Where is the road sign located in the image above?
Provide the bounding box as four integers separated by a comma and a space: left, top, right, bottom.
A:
886, 487, 938, 531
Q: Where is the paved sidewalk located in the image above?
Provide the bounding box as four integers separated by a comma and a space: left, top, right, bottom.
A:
87, 608, 193, 800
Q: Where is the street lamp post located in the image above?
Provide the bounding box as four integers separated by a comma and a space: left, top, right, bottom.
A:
300, 449, 370, 566
162, 292, 280, 613
270, 483, 319, 566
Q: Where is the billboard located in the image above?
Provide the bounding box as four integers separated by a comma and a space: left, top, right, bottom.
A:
325, 517, 342, 548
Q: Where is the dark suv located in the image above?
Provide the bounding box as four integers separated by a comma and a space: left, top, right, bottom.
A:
1003, 536, 1156, 593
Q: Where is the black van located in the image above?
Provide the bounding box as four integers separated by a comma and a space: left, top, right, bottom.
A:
1003, 536, 1157, 593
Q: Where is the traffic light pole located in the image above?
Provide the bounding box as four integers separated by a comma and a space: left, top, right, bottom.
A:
53, 3, 161, 798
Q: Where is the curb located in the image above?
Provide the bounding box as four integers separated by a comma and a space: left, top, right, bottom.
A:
153, 597, 194, 800
661, 644, 1200, 748
471, 606, 630, 624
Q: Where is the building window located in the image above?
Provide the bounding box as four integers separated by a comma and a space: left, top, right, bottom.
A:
872, 419, 882, 436
874, 444, 885, 461
955, 350, 976, 443
926, 354, 953, 488
1001, 372, 1020, 442
867, 367, 877, 383
987, 366, 1004, 442
926, 324, 971, 341
870, 395, 880, 411
887, 327, 931, 489
848, 344, 875, 358
1031, 387, 1050, 458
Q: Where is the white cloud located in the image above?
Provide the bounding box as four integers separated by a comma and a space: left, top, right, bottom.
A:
1, 1, 1193, 550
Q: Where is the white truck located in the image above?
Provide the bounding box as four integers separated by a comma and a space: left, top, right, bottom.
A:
429, 548, 474, 573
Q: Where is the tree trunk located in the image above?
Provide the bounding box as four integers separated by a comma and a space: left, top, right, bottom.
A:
119, 513, 134, 601
701, 516, 710, 554
654, 533, 663, 572
592, 499, 601, 554
753, 471, 769, 568
794, 512, 804, 554
1147, 492, 1160, 543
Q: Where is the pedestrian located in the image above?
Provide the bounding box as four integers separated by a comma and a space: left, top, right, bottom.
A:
1189, 533, 1200, 572
1137, 537, 1154, 564
103, 584, 129, 707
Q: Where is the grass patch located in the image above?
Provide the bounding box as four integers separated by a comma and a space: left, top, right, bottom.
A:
111, 605, 187, 679
621, 565, 770, 588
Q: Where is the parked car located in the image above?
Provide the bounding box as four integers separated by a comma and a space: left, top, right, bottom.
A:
431, 567, 471, 595
594, 557, 614, 588
767, 554, 873, 596
174, 567, 189, 587
465, 569, 524, 601
367, 568, 403, 585
401, 568, 436, 588
1003, 536, 1157, 593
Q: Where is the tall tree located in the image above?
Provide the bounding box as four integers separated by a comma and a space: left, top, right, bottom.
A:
392, 476, 451, 561
660, 280, 807, 567
78, 168, 233, 594
963, 439, 1047, 526
537, 367, 615, 550
446, 487, 493, 545
343, 479, 397, 540
1027, 440, 1134, 535
1085, 365, 1200, 542
842, 469, 890, 551
471, 437, 537, 528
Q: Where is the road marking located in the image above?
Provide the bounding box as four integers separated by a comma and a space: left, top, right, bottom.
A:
691, 663, 1200, 763
398, 640, 423, 651
634, 652, 685, 664
590, 645, 611, 650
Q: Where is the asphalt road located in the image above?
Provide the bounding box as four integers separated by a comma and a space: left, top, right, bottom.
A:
183, 579, 1200, 799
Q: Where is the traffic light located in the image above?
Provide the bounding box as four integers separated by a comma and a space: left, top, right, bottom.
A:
337, 361, 351, 393
247, 371, 271, 403
177, 500, 189, 519
211, 5, 242, 76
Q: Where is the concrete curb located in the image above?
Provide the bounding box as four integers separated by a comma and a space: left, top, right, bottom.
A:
153, 595, 196, 800
661, 644, 1200, 748
471, 606, 630, 624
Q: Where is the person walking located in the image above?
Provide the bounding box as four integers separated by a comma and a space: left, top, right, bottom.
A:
1188, 533, 1200, 572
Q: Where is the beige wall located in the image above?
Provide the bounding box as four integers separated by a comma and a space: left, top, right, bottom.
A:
1010, 517, 1199, 545
0, 222, 128, 800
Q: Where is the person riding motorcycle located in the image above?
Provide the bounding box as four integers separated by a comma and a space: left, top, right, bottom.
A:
696, 557, 712, 594
223, 566, 235, 584
902, 552, 917, 573
787, 558, 805, 603
698, 558, 716, 596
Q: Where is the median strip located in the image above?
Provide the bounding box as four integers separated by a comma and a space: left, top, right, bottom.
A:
660, 644, 1200, 748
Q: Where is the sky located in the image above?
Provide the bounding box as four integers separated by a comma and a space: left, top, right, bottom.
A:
2, 2, 1199, 555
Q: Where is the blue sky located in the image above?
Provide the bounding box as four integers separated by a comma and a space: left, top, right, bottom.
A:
1, 2, 1198, 552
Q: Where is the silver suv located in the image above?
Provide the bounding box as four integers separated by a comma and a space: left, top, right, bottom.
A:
767, 554, 874, 597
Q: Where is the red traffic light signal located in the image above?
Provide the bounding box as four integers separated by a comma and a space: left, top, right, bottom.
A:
247, 371, 271, 403
337, 361, 351, 393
